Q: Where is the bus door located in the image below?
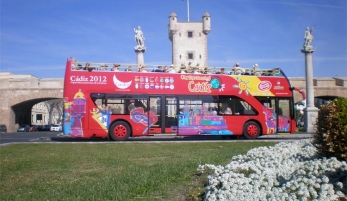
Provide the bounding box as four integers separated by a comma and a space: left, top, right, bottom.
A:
149, 96, 178, 134
165, 96, 178, 133
277, 98, 292, 132
149, 96, 162, 134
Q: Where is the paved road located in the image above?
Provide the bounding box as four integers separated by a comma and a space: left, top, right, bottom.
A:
0, 132, 314, 146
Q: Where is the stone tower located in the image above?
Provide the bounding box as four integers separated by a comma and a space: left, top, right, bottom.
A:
168, 11, 211, 68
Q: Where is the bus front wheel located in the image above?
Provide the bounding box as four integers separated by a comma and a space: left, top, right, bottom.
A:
243, 121, 260, 139
110, 121, 130, 141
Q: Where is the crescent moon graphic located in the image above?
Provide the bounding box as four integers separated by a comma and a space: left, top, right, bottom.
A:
113, 75, 132, 89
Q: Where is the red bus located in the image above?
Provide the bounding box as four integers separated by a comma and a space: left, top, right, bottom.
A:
63, 57, 297, 141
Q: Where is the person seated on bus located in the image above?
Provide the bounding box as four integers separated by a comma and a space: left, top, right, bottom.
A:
154, 66, 163, 72
252, 64, 262, 76
266, 70, 275, 76
140, 66, 148, 72
111, 64, 120, 71
74, 63, 83, 70
208, 107, 217, 115
100, 64, 108, 71
203, 67, 211, 74
232, 67, 242, 75
178, 65, 187, 73
168, 65, 176, 73
224, 107, 233, 114
230, 62, 241, 74
83, 62, 90, 70
125, 66, 132, 72
216, 68, 226, 74
128, 100, 135, 112
162, 65, 168, 73
192, 67, 200, 74
244, 69, 251, 75
179, 108, 184, 114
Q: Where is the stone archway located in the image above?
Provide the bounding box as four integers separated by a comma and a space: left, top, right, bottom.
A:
1, 88, 63, 132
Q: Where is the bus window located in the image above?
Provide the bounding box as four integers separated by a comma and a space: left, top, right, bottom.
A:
91, 93, 106, 110
103, 95, 148, 114
278, 99, 290, 116
107, 98, 124, 114
255, 97, 276, 111
126, 96, 148, 114
178, 95, 218, 116
219, 96, 256, 115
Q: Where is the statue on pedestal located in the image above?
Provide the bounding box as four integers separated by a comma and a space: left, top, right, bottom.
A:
134, 26, 145, 51
304, 27, 314, 47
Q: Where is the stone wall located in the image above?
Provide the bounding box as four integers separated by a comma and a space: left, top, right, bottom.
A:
1, 73, 347, 132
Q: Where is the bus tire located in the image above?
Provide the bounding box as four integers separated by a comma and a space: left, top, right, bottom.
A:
110, 121, 130, 141
243, 121, 260, 139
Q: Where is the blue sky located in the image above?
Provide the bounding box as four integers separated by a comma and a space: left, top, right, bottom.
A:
1, 0, 346, 78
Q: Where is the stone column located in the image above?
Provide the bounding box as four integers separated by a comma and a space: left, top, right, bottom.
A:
301, 46, 319, 133
135, 47, 145, 67
134, 46, 146, 70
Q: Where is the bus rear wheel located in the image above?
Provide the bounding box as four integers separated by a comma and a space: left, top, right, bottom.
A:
243, 121, 260, 139
110, 121, 130, 141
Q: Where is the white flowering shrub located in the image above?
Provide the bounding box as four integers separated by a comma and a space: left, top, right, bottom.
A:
197, 140, 347, 201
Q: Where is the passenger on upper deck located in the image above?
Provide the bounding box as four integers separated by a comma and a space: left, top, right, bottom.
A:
83, 62, 90, 70
111, 64, 120, 71
154, 66, 163, 72
125, 66, 132, 72
178, 65, 187, 73
163, 66, 168, 73
216, 68, 226, 74
140, 66, 148, 72
231, 62, 242, 75
244, 69, 251, 75
168, 65, 176, 73
100, 64, 107, 71
252, 63, 262, 76
75, 63, 83, 70
203, 67, 211, 74
192, 67, 200, 74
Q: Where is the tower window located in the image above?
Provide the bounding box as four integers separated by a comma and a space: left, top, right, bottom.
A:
200, 55, 202, 59
188, 31, 193, 38
179, 33, 181, 37
180, 55, 181, 59
205, 17, 208, 20
199, 33, 201, 37
188, 53, 194, 59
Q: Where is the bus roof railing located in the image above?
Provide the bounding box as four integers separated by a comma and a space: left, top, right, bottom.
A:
70, 61, 284, 76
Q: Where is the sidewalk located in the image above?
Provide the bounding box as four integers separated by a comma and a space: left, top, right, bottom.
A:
56, 133, 314, 139
145, 133, 315, 139
259, 133, 314, 139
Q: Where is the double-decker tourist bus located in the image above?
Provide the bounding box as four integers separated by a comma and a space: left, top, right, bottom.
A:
63, 57, 297, 141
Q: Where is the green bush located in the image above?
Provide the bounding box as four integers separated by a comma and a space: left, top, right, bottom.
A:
314, 97, 347, 161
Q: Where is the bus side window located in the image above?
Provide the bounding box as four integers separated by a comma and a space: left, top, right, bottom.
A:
233, 98, 256, 115
219, 96, 234, 115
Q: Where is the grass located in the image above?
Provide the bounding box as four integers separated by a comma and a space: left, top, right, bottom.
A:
0, 142, 276, 201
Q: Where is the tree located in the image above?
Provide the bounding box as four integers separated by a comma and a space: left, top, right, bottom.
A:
44, 99, 63, 124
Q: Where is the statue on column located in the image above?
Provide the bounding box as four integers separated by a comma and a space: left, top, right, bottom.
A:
134, 26, 145, 47
304, 27, 314, 47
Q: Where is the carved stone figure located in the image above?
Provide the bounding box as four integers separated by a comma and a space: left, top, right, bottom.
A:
304, 27, 314, 47
134, 26, 145, 47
